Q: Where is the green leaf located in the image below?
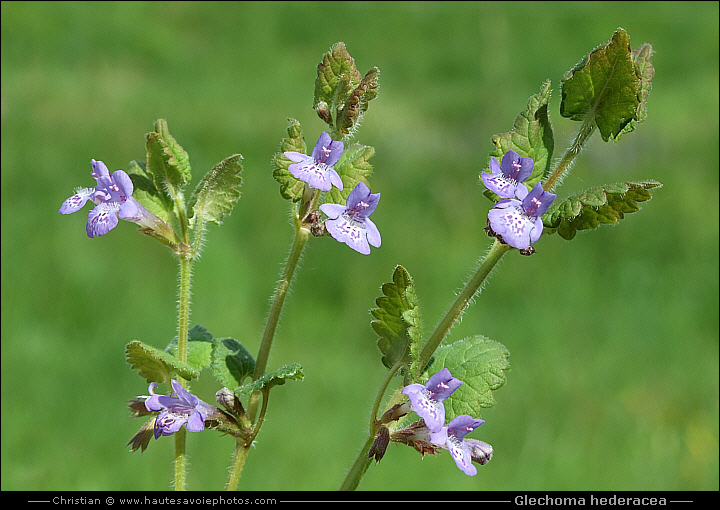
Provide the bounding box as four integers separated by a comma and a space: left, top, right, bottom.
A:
325, 143, 375, 205
313, 42, 379, 136
272, 118, 307, 202
125, 340, 199, 384
427, 336, 510, 420
560, 28, 644, 142
313, 42, 362, 115
210, 337, 256, 389
145, 119, 192, 192
622, 43, 655, 136
372, 265, 423, 370
543, 180, 663, 240
188, 154, 243, 226
235, 363, 304, 395
126, 159, 174, 224
164, 324, 214, 370
485, 79, 555, 199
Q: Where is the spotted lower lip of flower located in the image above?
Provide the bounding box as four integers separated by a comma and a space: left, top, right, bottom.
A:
487, 182, 556, 250
429, 415, 486, 476
319, 182, 381, 255
140, 380, 218, 439
481, 150, 534, 198
283, 132, 344, 191
401, 368, 463, 432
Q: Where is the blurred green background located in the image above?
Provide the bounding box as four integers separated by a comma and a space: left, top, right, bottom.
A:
2, 1, 717, 492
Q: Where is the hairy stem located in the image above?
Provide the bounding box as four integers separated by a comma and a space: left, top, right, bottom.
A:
248, 225, 311, 421
339, 435, 376, 491
225, 439, 251, 491
172, 254, 193, 490
544, 118, 596, 191
416, 240, 510, 374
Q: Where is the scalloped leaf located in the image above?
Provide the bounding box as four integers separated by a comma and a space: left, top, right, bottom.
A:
126, 340, 199, 384
145, 119, 191, 193
313, 42, 362, 115
560, 29, 644, 142
235, 363, 304, 395
188, 154, 243, 226
622, 43, 655, 136
372, 265, 423, 370
543, 180, 662, 240
427, 336, 510, 419
485, 79, 554, 200
211, 337, 256, 389
272, 118, 307, 202
164, 324, 214, 370
325, 143, 375, 205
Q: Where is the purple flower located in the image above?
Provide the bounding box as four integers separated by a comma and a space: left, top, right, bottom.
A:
59, 159, 158, 238
481, 150, 534, 198
487, 182, 556, 250
401, 368, 463, 432
284, 132, 344, 191
429, 415, 486, 476
140, 380, 216, 439
319, 182, 381, 255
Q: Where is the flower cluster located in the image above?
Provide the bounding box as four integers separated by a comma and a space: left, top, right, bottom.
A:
401, 368, 492, 476
59, 159, 160, 238
482, 150, 556, 251
285, 133, 381, 255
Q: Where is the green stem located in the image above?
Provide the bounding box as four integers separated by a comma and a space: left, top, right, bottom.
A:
225, 439, 251, 491
544, 118, 596, 191
225, 385, 271, 490
248, 225, 311, 420
173, 428, 188, 490
176, 254, 193, 365
340, 375, 405, 491
416, 240, 510, 374
368, 360, 405, 430
173, 253, 193, 490
339, 435, 376, 491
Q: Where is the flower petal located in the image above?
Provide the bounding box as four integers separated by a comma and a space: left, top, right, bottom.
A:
288, 161, 333, 191
364, 218, 381, 248
185, 410, 206, 432
402, 384, 446, 432
447, 435, 477, 476
59, 188, 94, 214
111, 169, 134, 197
325, 216, 371, 254
425, 368, 463, 401
86, 203, 119, 238
488, 202, 534, 250
283, 151, 311, 164
319, 203, 346, 219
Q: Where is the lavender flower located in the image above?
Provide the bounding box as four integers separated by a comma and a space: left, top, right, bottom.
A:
59, 159, 159, 238
319, 182, 381, 255
429, 415, 486, 476
487, 182, 556, 250
401, 368, 463, 432
140, 380, 216, 439
481, 150, 534, 198
284, 132, 344, 191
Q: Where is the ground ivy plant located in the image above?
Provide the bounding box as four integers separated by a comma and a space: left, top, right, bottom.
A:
59, 31, 659, 490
